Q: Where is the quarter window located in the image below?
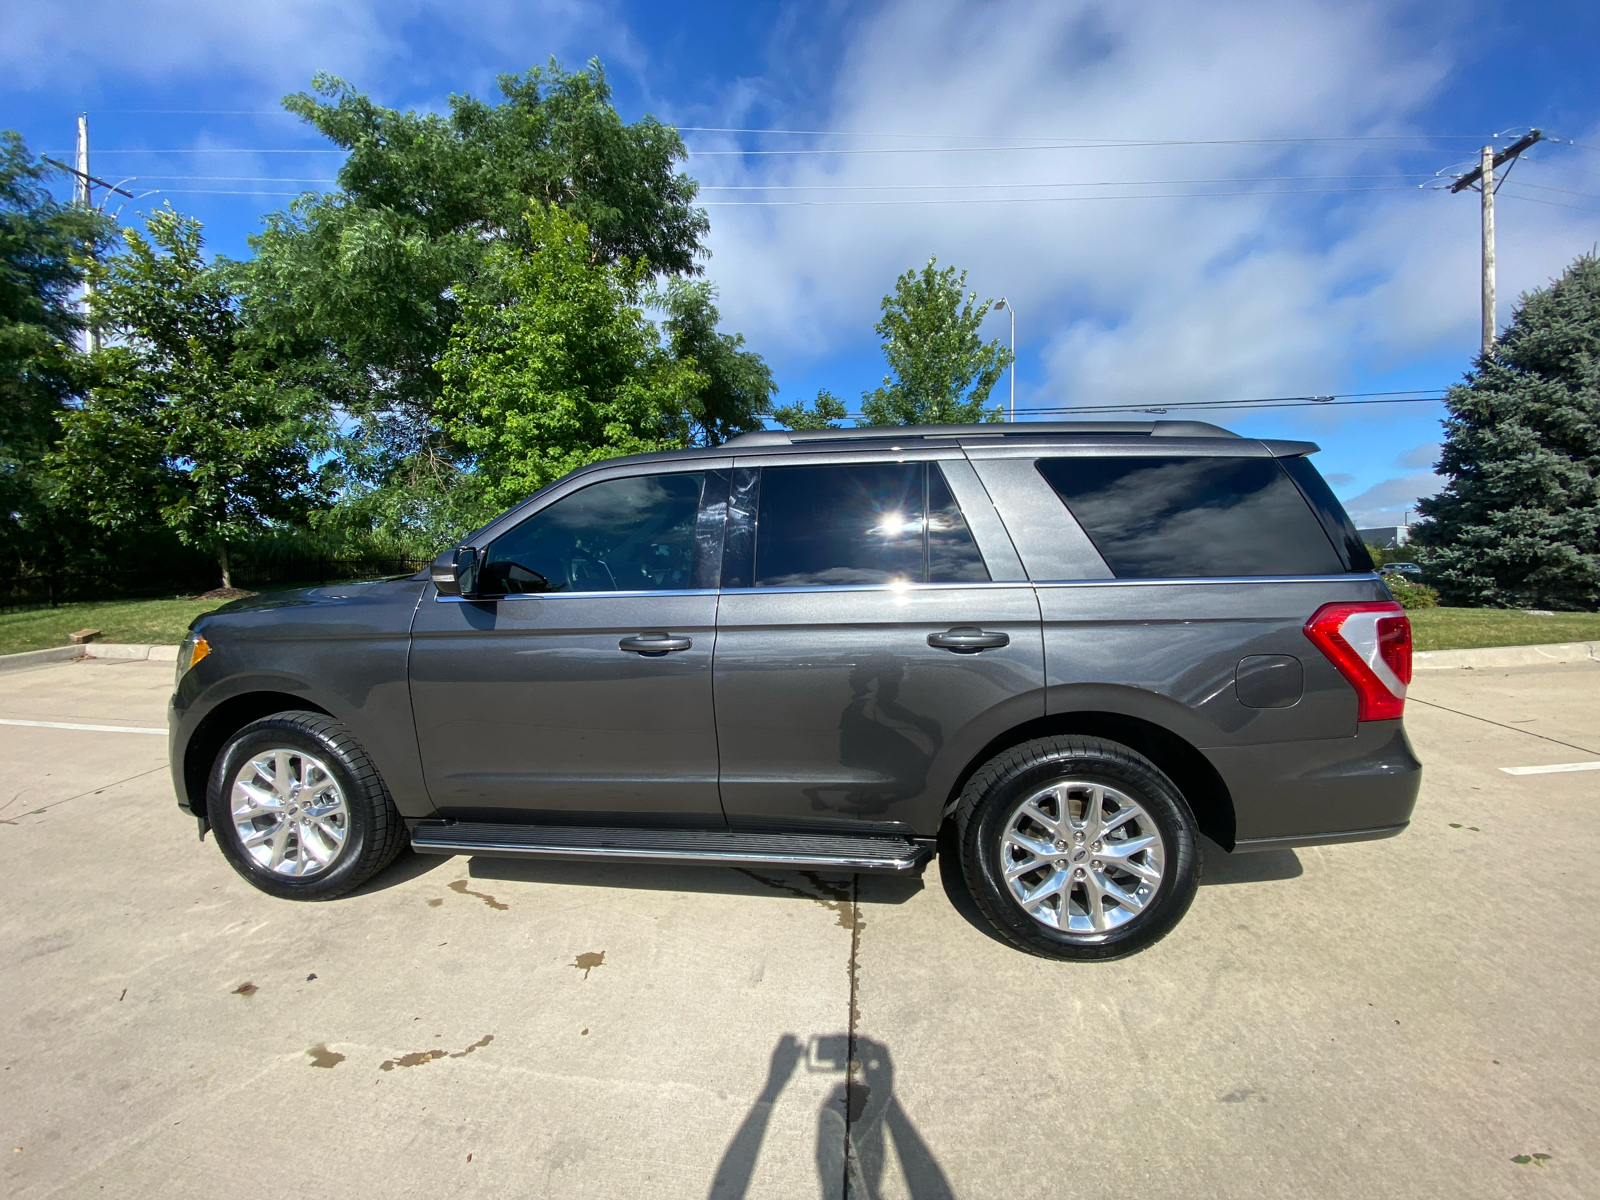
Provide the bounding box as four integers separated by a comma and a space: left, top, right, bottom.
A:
480, 472, 707, 595
751, 463, 989, 587
1035, 456, 1344, 578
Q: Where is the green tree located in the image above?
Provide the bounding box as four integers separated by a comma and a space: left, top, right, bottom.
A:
772, 388, 849, 430
0, 132, 111, 571
245, 60, 709, 480
658, 279, 775, 444
860, 256, 1012, 426
437, 205, 703, 515
52, 208, 328, 588
1411, 254, 1600, 609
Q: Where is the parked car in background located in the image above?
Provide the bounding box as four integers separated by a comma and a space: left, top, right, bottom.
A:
1379, 562, 1423, 578
169, 420, 1421, 960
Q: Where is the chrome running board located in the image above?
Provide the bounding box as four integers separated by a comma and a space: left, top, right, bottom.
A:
409, 822, 932, 872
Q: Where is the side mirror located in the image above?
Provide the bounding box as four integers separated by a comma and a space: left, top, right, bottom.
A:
430, 547, 478, 598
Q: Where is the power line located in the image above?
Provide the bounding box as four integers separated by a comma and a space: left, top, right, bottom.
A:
697, 173, 1436, 191
43, 148, 344, 155
699, 185, 1422, 207
678, 128, 1500, 144
793, 393, 1448, 422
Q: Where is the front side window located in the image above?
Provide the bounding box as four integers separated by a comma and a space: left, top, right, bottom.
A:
1036, 455, 1344, 578
480, 472, 706, 595
750, 462, 989, 587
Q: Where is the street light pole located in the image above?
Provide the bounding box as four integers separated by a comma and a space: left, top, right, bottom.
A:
995, 298, 1016, 421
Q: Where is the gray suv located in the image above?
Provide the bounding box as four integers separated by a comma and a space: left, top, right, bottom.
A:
169, 421, 1421, 959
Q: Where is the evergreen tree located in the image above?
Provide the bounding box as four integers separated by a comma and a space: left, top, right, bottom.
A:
860, 256, 1012, 426
1412, 254, 1600, 609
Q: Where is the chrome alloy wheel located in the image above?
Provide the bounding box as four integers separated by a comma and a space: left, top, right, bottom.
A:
999, 780, 1166, 935
229, 749, 349, 877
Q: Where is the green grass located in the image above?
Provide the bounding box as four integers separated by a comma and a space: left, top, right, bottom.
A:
1409, 606, 1600, 652
0, 598, 230, 656
3, 595, 1597, 659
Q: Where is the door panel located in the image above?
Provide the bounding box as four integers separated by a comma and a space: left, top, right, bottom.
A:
411, 592, 722, 822
713, 586, 1044, 834
410, 467, 727, 825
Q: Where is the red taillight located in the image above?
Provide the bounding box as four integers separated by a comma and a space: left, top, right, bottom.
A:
1303, 601, 1411, 721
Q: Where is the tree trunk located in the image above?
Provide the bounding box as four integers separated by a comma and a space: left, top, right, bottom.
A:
217, 540, 232, 591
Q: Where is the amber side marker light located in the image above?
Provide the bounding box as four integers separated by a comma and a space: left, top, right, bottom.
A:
1302, 601, 1412, 721
188, 635, 211, 670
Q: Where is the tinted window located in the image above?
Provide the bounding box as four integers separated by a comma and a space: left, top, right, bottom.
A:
1280, 455, 1374, 572
1036, 456, 1344, 578
928, 464, 990, 583
481, 472, 706, 595
750, 463, 991, 587
756, 463, 924, 587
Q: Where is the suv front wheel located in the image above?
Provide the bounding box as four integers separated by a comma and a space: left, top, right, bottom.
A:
956, 736, 1201, 960
207, 711, 407, 900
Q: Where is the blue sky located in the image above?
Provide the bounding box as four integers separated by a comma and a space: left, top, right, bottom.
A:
5, 0, 1599, 526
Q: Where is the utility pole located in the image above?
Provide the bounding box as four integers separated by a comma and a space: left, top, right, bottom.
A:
44, 115, 134, 354
75, 114, 95, 352
1450, 130, 1542, 357
995, 297, 1016, 421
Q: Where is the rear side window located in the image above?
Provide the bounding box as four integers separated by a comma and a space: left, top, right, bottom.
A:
749, 462, 989, 587
1035, 456, 1344, 578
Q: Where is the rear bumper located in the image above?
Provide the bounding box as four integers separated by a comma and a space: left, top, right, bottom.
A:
1204, 720, 1421, 848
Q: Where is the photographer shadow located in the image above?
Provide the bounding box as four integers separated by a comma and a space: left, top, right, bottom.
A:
709, 1033, 952, 1200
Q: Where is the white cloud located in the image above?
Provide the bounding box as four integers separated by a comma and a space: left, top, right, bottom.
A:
0, 0, 611, 98
1397, 441, 1441, 469
1342, 470, 1443, 528
693, 0, 1600, 429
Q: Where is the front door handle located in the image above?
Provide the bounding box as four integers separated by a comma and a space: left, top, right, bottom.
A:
619, 633, 693, 656
927, 627, 1010, 653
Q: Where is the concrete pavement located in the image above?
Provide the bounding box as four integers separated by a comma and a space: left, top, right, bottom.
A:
1, 655, 1596, 1199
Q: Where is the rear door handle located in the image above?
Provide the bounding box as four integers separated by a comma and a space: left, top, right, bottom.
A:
927, 627, 1010, 653
619, 633, 692, 655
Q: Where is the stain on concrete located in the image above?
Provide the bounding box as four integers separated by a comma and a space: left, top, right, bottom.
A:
233, 982, 258, 997
378, 1033, 494, 1072
307, 1044, 345, 1068
1219, 1088, 1265, 1103
735, 869, 862, 932
427, 898, 443, 907
573, 951, 605, 979
447, 879, 508, 910
305, 973, 317, 982
1511, 1153, 1552, 1166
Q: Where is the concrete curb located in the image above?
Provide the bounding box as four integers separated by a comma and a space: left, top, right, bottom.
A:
0, 642, 181, 672
1414, 640, 1600, 671
0, 644, 88, 673
83, 643, 179, 663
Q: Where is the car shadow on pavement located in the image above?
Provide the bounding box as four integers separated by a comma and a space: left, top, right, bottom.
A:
933, 824, 1304, 947
347, 846, 459, 896
708, 1032, 954, 1200
465, 857, 925, 907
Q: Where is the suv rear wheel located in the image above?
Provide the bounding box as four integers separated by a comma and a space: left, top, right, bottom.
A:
956, 736, 1201, 960
207, 711, 406, 901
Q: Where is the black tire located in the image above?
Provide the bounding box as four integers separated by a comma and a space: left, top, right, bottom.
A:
207, 710, 407, 901
956, 736, 1201, 960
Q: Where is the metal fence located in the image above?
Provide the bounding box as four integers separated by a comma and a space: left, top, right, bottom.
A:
0, 557, 429, 613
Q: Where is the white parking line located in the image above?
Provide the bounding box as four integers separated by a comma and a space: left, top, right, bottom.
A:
1500, 761, 1600, 776
0, 718, 166, 736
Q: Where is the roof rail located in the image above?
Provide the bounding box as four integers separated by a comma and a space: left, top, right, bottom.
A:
724, 419, 1240, 448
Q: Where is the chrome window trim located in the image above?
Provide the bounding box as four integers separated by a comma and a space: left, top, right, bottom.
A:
436, 573, 1376, 600
718, 580, 1037, 596
434, 587, 721, 603
1033, 573, 1381, 588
